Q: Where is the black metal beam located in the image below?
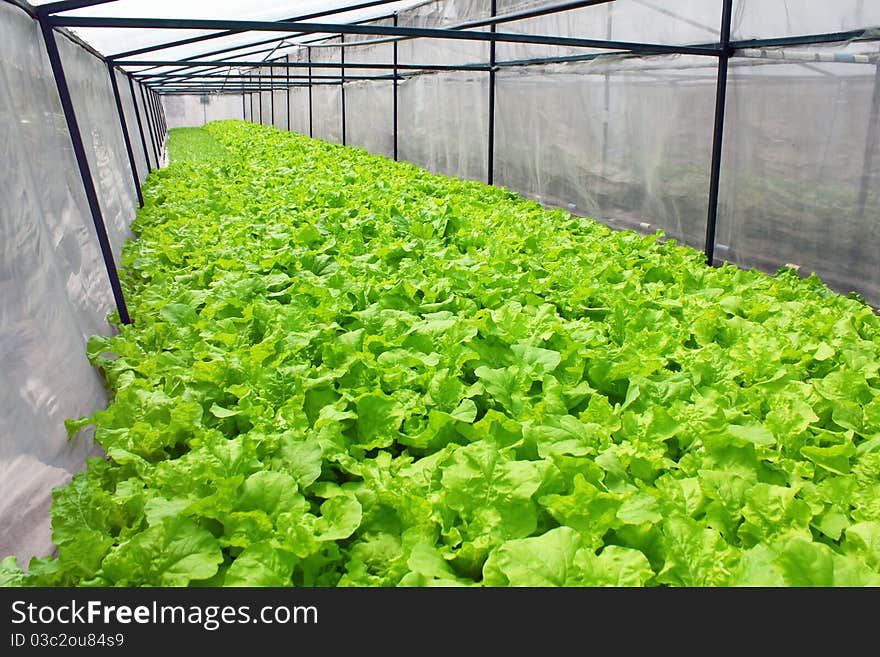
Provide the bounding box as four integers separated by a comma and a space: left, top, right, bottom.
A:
704, 0, 733, 267
729, 30, 873, 51
108, 63, 142, 207
341, 35, 346, 146
39, 18, 131, 325
126, 60, 491, 74
242, 92, 246, 120
139, 82, 160, 165
145, 72, 396, 82
119, 10, 394, 87
107, 0, 403, 60
127, 74, 151, 173
286, 54, 291, 131
488, 0, 497, 186
458, 0, 614, 31
156, 86, 329, 93
258, 68, 263, 124
153, 90, 166, 138
308, 47, 313, 138
49, 16, 722, 57
392, 13, 398, 161
37, 0, 118, 15
150, 89, 164, 145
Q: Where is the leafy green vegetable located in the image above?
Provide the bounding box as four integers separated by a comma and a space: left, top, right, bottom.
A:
5, 121, 879, 587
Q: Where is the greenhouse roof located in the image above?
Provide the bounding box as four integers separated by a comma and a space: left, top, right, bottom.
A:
29, 1, 428, 65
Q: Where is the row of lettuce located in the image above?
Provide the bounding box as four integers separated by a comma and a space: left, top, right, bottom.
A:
3, 121, 879, 586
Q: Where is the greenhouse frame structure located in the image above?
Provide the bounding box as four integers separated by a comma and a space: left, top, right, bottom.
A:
26, 0, 880, 326
2, 0, 880, 566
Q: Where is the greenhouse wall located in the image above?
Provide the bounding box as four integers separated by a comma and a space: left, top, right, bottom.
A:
164, 94, 243, 130
158, 0, 880, 305
0, 1, 154, 564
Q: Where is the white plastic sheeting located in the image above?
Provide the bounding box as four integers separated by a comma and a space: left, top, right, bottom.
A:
164, 93, 244, 129
0, 2, 148, 564
732, 0, 880, 40
495, 55, 717, 249
59, 33, 139, 260
718, 51, 880, 303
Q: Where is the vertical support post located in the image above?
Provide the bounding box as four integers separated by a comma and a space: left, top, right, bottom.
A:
150, 89, 164, 154
140, 82, 160, 168
308, 47, 314, 138
128, 75, 151, 174
108, 62, 143, 207
159, 92, 167, 137
704, 0, 733, 267
153, 90, 165, 138
857, 60, 880, 220
270, 63, 275, 127
249, 75, 254, 121
242, 92, 246, 120
152, 91, 165, 144
286, 54, 291, 131
258, 69, 263, 124
39, 19, 131, 325
341, 34, 347, 146
393, 13, 399, 161
487, 0, 497, 186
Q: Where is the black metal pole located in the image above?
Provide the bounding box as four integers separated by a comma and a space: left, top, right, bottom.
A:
341, 34, 346, 146
149, 89, 162, 147
242, 92, 246, 120
488, 0, 496, 186
150, 90, 165, 150
704, 0, 733, 267
140, 82, 160, 169
128, 75, 152, 173
393, 13, 398, 161
308, 47, 314, 138
39, 19, 131, 325
286, 54, 291, 131
108, 63, 143, 207
158, 91, 167, 136
857, 61, 880, 220
249, 76, 254, 121
258, 69, 263, 124
152, 90, 166, 141
270, 64, 275, 127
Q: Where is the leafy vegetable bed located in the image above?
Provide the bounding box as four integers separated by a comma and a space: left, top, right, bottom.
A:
5, 121, 880, 586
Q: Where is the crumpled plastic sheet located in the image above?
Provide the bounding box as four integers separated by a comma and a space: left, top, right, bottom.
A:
0, 3, 142, 565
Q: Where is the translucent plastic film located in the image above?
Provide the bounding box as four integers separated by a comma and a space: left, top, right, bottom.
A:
344, 17, 395, 158
163, 93, 244, 129
272, 63, 289, 131
494, 0, 722, 62
0, 4, 116, 564
311, 39, 343, 143
399, 70, 488, 181
495, 55, 716, 249
397, 0, 489, 66
732, 0, 880, 41
58, 31, 139, 260
718, 45, 880, 305
115, 69, 149, 185
132, 79, 159, 170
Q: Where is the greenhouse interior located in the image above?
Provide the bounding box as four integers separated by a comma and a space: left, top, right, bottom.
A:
2, 0, 880, 587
